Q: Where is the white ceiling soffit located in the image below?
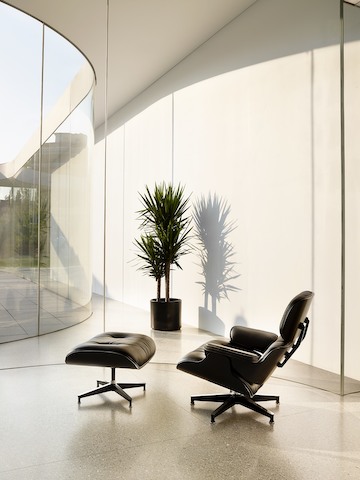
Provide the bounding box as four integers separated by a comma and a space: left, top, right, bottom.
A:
4, 0, 258, 128
345, 1, 360, 5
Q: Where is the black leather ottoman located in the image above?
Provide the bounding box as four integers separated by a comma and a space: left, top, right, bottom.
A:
65, 332, 156, 406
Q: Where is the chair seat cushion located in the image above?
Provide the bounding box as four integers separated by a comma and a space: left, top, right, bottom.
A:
65, 332, 156, 369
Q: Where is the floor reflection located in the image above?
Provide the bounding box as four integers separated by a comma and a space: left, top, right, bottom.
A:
0, 269, 91, 343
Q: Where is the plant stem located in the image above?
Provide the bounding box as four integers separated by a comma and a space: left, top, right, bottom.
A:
165, 261, 170, 302
157, 277, 161, 301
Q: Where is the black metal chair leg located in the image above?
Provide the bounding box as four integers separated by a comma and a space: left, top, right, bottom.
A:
78, 384, 114, 403
253, 394, 279, 404
189, 392, 278, 423
210, 397, 236, 423
191, 393, 232, 405
114, 384, 132, 406
78, 368, 146, 405
238, 396, 275, 423
118, 382, 146, 391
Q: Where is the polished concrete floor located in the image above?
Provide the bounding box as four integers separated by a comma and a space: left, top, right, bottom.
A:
1, 296, 360, 479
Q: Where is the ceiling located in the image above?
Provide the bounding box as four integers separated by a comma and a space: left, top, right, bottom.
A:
5, 0, 257, 128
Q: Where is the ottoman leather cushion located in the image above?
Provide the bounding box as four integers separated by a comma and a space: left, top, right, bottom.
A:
65, 332, 156, 369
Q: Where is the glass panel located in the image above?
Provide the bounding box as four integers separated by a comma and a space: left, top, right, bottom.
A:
344, 1, 360, 394
0, 4, 94, 343
0, 3, 42, 165
0, 4, 42, 341
42, 26, 88, 121
38, 26, 94, 334
39, 95, 93, 333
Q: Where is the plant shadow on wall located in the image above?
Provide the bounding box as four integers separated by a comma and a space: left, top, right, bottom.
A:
194, 193, 241, 335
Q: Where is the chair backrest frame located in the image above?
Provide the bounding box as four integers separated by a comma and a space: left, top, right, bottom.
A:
277, 317, 310, 368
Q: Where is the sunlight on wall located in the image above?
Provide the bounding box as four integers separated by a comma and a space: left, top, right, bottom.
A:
92, 0, 360, 388
96, 49, 324, 363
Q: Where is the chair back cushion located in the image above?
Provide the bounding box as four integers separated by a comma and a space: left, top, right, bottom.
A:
279, 291, 314, 344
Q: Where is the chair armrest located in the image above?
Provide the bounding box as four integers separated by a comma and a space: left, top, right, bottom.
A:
204, 341, 260, 362
230, 326, 278, 352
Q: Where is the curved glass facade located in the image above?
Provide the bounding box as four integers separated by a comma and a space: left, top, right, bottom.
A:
0, 2, 95, 342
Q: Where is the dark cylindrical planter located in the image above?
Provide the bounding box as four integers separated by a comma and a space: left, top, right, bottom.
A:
151, 298, 181, 331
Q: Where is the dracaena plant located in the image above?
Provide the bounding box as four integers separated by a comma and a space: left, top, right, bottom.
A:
135, 182, 192, 301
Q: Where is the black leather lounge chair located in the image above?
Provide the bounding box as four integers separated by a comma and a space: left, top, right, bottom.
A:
177, 291, 313, 423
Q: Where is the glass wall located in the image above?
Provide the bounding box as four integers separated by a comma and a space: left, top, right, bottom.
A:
344, 1, 360, 394
0, 2, 94, 342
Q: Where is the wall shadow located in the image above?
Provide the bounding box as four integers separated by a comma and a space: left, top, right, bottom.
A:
194, 193, 240, 335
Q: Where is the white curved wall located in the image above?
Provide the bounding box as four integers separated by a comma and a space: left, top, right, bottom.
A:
93, 0, 360, 386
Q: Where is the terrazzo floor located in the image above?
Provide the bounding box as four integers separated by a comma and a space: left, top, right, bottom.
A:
0, 295, 360, 479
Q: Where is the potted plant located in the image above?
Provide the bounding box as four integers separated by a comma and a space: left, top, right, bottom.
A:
135, 182, 192, 330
